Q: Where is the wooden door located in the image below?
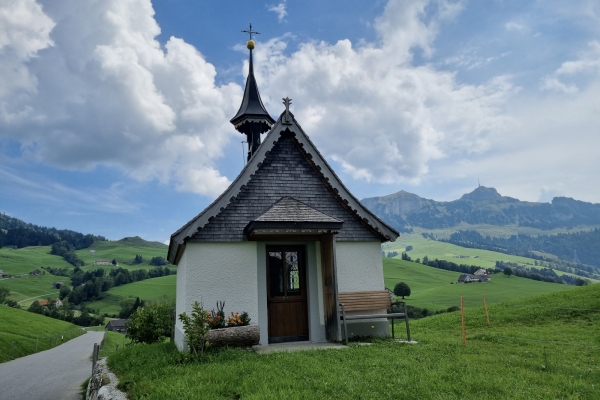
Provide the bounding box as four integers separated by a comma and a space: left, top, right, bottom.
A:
267, 246, 309, 343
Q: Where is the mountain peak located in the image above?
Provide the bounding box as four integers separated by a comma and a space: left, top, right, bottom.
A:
460, 186, 501, 201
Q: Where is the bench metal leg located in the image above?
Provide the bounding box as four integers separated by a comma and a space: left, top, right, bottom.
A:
391, 318, 395, 339
403, 302, 411, 342
341, 304, 348, 345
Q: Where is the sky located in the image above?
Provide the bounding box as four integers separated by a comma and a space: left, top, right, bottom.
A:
1, 0, 599, 243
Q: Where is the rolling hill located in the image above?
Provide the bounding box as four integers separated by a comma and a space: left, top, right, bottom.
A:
0, 306, 84, 363
0, 237, 170, 307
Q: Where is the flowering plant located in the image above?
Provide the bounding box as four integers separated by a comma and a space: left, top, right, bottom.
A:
207, 301, 251, 329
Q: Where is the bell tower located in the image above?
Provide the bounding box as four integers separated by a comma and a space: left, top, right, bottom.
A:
230, 23, 275, 161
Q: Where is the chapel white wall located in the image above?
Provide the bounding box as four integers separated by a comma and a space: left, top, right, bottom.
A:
336, 241, 385, 292
335, 241, 388, 338
174, 242, 258, 350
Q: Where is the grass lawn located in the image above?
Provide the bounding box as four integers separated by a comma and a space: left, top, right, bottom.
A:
383, 258, 577, 310
106, 284, 600, 399
89, 275, 176, 316
0, 306, 85, 363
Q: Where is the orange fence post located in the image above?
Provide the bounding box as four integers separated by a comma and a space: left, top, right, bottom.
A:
483, 294, 490, 326
461, 296, 466, 345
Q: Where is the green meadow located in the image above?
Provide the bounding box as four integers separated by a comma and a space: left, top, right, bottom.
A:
75, 237, 170, 272
0, 306, 85, 363
383, 258, 576, 310
383, 232, 598, 282
0, 238, 172, 307
105, 284, 600, 399
89, 275, 176, 316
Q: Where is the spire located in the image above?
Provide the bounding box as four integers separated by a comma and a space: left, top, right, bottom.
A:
230, 23, 275, 161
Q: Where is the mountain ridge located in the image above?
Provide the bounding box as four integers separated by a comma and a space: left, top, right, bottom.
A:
361, 186, 600, 232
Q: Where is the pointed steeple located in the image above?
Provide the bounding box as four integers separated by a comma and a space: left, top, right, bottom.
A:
231, 23, 275, 161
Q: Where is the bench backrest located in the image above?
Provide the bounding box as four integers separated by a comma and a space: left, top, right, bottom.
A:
338, 290, 392, 312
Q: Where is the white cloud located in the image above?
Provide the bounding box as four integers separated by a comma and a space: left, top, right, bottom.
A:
0, 0, 239, 198
268, 1, 287, 23
252, 0, 513, 184
504, 21, 524, 32
541, 41, 600, 93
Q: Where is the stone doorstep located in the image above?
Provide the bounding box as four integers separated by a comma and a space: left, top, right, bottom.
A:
252, 341, 348, 354
87, 358, 127, 400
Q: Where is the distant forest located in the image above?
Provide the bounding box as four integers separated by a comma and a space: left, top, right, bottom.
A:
0, 212, 105, 251
443, 229, 600, 269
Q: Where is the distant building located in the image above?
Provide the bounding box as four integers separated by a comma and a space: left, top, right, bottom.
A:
474, 269, 488, 275
458, 274, 491, 283
51, 298, 63, 309
37, 300, 49, 306
105, 319, 127, 334
30, 269, 41, 276
90, 250, 96, 256
94, 260, 117, 266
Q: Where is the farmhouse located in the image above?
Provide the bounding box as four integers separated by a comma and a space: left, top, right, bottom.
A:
106, 319, 127, 333
168, 35, 399, 349
30, 269, 41, 276
94, 260, 117, 266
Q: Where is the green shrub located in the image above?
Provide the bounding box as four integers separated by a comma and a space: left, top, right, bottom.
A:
126, 299, 174, 344
178, 301, 211, 356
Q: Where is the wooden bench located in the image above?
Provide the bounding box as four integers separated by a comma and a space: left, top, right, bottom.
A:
339, 290, 411, 345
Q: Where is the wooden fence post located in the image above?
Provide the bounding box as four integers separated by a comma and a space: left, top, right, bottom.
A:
482, 294, 490, 326
92, 343, 99, 374
461, 296, 466, 345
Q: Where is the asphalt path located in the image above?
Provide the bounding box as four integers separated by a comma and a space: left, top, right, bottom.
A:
0, 330, 105, 400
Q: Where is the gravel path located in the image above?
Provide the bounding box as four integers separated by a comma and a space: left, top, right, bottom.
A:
0, 330, 105, 400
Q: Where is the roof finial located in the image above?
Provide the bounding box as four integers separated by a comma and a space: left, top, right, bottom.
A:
283, 97, 292, 124
242, 23, 260, 50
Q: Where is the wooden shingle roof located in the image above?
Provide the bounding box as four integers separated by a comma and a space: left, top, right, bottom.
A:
255, 197, 343, 223
168, 110, 400, 264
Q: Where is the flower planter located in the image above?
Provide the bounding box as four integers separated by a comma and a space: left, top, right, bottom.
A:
207, 325, 260, 348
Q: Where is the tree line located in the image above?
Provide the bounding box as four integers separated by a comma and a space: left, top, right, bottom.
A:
442, 229, 600, 271
400, 253, 586, 286
0, 212, 105, 250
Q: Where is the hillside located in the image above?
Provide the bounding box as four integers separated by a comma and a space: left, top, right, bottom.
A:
0, 306, 84, 363
383, 258, 575, 310
363, 187, 600, 269
89, 274, 176, 316
362, 186, 600, 232
0, 212, 105, 250
0, 238, 170, 308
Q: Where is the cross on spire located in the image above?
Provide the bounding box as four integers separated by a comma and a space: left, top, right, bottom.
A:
242, 23, 261, 41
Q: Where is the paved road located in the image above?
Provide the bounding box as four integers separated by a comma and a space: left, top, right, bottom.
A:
0, 331, 105, 400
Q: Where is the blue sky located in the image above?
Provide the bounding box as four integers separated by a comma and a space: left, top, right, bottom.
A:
1, 0, 599, 242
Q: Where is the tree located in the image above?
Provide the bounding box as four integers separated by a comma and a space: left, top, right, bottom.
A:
59, 285, 71, 300
111, 259, 118, 266
401, 252, 412, 261
423, 255, 429, 265
0, 287, 10, 303
150, 256, 167, 266
134, 254, 143, 264
126, 299, 174, 344
503, 267, 513, 277
393, 282, 411, 299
